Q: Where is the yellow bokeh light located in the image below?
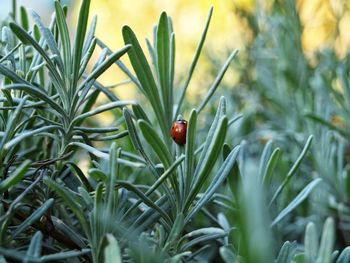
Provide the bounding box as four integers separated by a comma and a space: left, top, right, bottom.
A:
71, 0, 350, 104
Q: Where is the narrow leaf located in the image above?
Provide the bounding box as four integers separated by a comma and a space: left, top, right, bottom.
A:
27, 231, 43, 258
54, 0, 72, 76
80, 44, 131, 87
336, 247, 350, 263
184, 109, 197, 198
197, 49, 238, 113
5, 125, 60, 150
176, 6, 213, 117
316, 218, 335, 263
73, 100, 135, 124
157, 12, 172, 125
0, 160, 31, 194
122, 25, 168, 138
270, 135, 314, 206
13, 199, 55, 237
186, 145, 240, 222
43, 177, 91, 240
138, 119, 172, 168
104, 234, 122, 263
271, 178, 322, 227
72, 0, 91, 86
31, 10, 64, 71
3, 84, 67, 118
305, 222, 319, 263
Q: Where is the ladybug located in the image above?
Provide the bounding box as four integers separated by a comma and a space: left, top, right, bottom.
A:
170, 119, 187, 146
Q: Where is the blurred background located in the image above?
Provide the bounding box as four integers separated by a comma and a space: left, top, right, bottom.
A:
1, 0, 349, 102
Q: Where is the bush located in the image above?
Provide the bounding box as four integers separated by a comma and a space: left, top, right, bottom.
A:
0, 0, 350, 262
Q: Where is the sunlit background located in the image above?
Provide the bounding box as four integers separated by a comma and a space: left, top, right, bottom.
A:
1, 0, 350, 101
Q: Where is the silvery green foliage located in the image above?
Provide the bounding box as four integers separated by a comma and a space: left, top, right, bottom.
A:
1, 0, 350, 262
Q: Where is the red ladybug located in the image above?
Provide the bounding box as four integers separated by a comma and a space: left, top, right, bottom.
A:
170, 119, 187, 146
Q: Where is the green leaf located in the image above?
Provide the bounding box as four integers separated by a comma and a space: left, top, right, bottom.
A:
69, 142, 145, 168
197, 49, 238, 113
54, 0, 72, 76
123, 108, 169, 179
9, 22, 66, 100
176, 6, 213, 117
167, 252, 191, 263
13, 251, 40, 263
258, 140, 273, 180
75, 126, 119, 133
0, 160, 31, 194
0, 249, 32, 263
336, 247, 350, 263
91, 183, 103, 253
107, 144, 120, 215
292, 253, 305, 263
270, 135, 314, 206
130, 195, 168, 233
262, 148, 281, 188
132, 104, 151, 124
4, 125, 60, 150
316, 218, 335, 263
157, 12, 172, 125
271, 178, 322, 227
40, 249, 90, 262
67, 162, 93, 191
122, 154, 184, 221
223, 143, 240, 198
181, 227, 226, 241
169, 32, 175, 110
26, 231, 43, 258
116, 180, 172, 227
89, 168, 108, 181
3, 84, 67, 118
186, 145, 240, 222
31, 10, 64, 72
78, 187, 94, 206
83, 15, 97, 55
20, 6, 29, 31
145, 38, 157, 77
164, 213, 184, 250
44, 177, 91, 241
138, 119, 172, 168
122, 25, 168, 138
344, 166, 350, 200
0, 95, 27, 152
72, 0, 91, 87
104, 234, 122, 263
51, 216, 86, 249
276, 241, 297, 263
13, 199, 55, 237
192, 97, 226, 182
79, 37, 97, 78
185, 115, 228, 211
184, 109, 197, 198
96, 39, 142, 91
91, 80, 120, 102
88, 131, 128, 141
72, 100, 135, 124
0, 63, 31, 85
123, 108, 143, 152
305, 222, 319, 263
180, 231, 226, 251
220, 246, 237, 263
79, 44, 131, 88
